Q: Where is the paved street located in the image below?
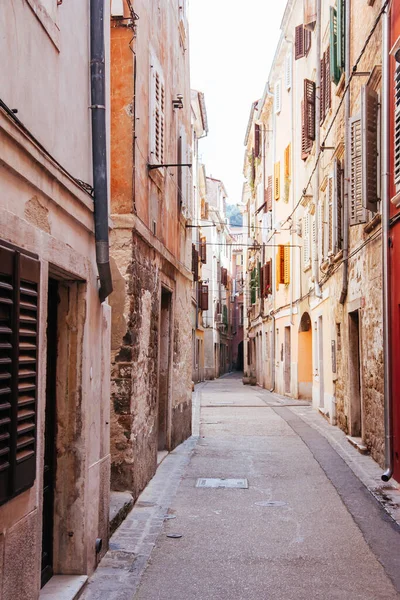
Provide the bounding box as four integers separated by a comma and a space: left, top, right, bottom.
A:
83, 374, 400, 600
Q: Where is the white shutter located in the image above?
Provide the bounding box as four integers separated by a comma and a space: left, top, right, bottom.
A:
318, 198, 324, 261
350, 115, 367, 225
327, 175, 334, 255
312, 216, 316, 266
150, 60, 165, 165
274, 80, 282, 114
303, 212, 310, 266
332, 158, 342, 253
285, 53, 292, 90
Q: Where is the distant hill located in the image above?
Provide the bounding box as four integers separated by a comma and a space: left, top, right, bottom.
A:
226, 204, 243, 227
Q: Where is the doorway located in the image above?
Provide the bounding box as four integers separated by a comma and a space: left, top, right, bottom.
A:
318, 316, 324, 408
284, 326, 291, 395
298, 313, 312, 400
41, 279, 58, 588
348, 310, 362, 437
158, 289, 172, 451
237, 341, 244, 371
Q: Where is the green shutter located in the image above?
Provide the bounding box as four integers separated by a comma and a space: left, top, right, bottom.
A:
330, 7, 341, 85
257, 261, 261, 298
250, 270, 256, 305
337, 0, 345, 71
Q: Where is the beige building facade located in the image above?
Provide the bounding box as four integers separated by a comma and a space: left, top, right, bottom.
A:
243, 0, 387, 468
0, 0, 112, 598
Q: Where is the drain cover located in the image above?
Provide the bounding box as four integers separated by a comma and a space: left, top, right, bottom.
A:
196, 478, 248, 489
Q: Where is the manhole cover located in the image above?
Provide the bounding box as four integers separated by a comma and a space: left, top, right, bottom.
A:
196, 478, 248, 489
255, 501, 287, 507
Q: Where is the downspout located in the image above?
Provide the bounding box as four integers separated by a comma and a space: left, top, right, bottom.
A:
313, 0, 322, 298
381, 0, 393, 481
90, 0, 113, 302
339, 0, 351, 305
289, 41, 295, 326
270, 314, 276, 392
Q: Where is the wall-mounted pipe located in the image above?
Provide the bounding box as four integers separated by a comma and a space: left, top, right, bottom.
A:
339, 0, 351, 305
381, 0, 393, 482
90, 0, 113, 302
269, 315, 276, 392
313, 0, 322, 298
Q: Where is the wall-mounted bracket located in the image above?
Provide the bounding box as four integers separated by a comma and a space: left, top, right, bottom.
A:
148, 163, 192, 170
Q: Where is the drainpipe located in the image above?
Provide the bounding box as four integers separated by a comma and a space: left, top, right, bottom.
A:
339, 0, 351, 305
313, 0, 322, 298
90, 0, 113, 302
289, 40, 295, 326
381, 0, 393, 482
270, 314, 276, 392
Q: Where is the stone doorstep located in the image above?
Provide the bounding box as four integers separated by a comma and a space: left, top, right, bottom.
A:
109, 491, 134, 536
346, 435, 369, 455
40, 575, 88, 600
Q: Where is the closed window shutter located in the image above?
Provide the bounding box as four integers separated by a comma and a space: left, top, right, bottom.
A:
295, 25, 305, 60
325, 47, 332, 112
274, 80, 282, 114
258, 261, 262, 299
303, 213, 310, 265
337, 0, 345, 71
251, 269, 256, 304
318, 198, 325, 260
200, 285, 209, 311
312, 217, 317, 265
153, 70, 165, 163
0, 245, 39, 505
284, 144, 291, 179
327, 176, 334, 255
266, 175, 273, 211
304, 0, 317, 31
320, 56, 326, 125
277, 245, 285, 285
301, 101, 310, 160
333, 158, 343, 253
361, 84, 379, 213
350, 116, 367, 225
192, 245, 199, 281
265, 261, 272, 296
200, 238, 207, 263
284, 245, 290, 285
304, 79, 316, 142
329, 7, 341, 85
285, 52, 292, 90
274, 162, 280, 200
254, 124, 261, 158
395, 64, 400, 187
304, 28, 312, 55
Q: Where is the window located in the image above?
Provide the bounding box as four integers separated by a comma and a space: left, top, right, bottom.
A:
274, 162, 281, 201
285, 53, 293, 90
150, 58, 165, 165
303, 212, 311, 267
265, 176, 273, 212
329, 3, 345, 85
301, 79, 316, 160
276, 245, 290, 287
0, 244, 40, 505
199, 285, 209, 311
333, 158, 344, 253
200, 238, 207, 263
254, 124, 261, 158
274, 80, 282, 114
320, 47, 332, 124
350, 85, 379, 225
295, 24, 311, 60
192, 245, 199, 282
261, 261, 272, 297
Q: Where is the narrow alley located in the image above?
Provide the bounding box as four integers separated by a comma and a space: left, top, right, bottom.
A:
83, 374, 400, 600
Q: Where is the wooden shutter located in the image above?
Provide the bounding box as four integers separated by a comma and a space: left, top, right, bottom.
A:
284, 144, 291, 179
274, 80, 282, 114
395, 64, 400, 186
200, 285, 209, 311
254, 124, 261, 158
295, 25, 305, 60
329, 7, 341, 85
251, 269, 256, 304
274, 162, 280, 201
192, 245, 199, 281
350, 116, 367, 225
327, 176, 334, 255
264, 261, 272, 296
304, 28, 312, 56
200, 238, 207, 263
337, 0, 345, 71
221, 268, 228, 287
277, 245, 285, 285
361, 85, 379, 213
258, 262, 262, 299
304, 0, 317, 31
301, 101, 310, 160
303, 213, 310, 265
266, 176, 273, 211
153, 70, 165, 163
304, 79, 316, 142
0, 245, 39, 505
319, 198, 325, 260
177, 136, 183, 210
312, 217, 317, 265
285, 52, 292, 90
284, 245, 290, 285
333, 158, 343, 253
325, 47, 331, 113
320, 56, 326, 125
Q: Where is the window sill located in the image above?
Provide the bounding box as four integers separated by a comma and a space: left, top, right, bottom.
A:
26, 0, 60, 51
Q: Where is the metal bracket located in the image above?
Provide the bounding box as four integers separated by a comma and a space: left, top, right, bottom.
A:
148, 163, 192, 170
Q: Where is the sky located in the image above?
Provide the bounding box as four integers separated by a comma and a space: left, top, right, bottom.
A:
189, 1, 285, 205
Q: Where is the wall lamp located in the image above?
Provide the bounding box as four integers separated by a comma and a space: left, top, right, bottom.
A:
172, 94, 184, 110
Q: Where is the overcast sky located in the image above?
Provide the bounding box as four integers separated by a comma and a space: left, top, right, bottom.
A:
189, 1, 285, 205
